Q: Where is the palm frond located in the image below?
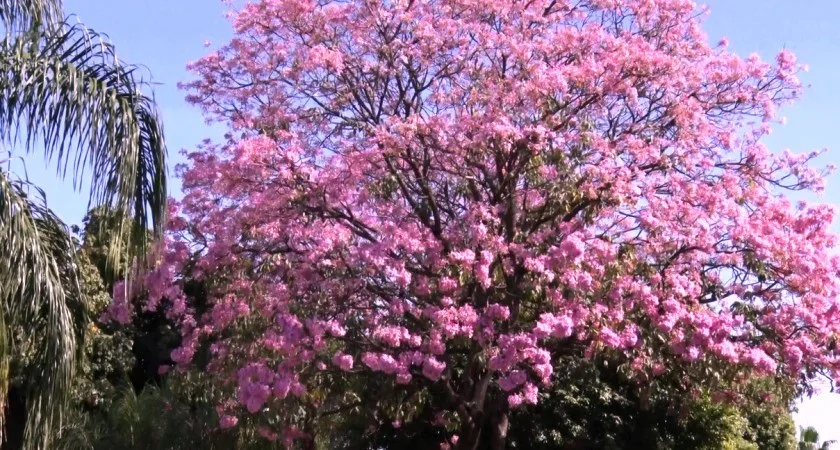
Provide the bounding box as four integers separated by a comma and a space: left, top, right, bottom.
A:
0, 169, 79, 449
0, 21, 168, 276
0, 0, 63, 34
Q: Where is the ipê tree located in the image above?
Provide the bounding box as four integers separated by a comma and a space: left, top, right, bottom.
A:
118, 0, 840, 448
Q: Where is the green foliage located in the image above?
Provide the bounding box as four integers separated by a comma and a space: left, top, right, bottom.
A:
75, 207, 134, 288
312, 368, 449, 450
798, 426, 837, 450
75, 206, 180, 394
505, 354, 796, 450
302, 351, 796, 450
56, 373, 290, 450
739, 381, 797, 450
69, 248, 133, 411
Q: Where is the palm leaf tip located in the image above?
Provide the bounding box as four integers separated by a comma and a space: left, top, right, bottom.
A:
0, 0, 63, 33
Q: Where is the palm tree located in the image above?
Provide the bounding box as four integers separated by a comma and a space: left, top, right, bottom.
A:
0, 0, 167, 448
800, 426, 837, 450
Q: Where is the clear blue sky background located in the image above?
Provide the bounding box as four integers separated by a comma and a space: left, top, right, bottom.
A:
16, 0, 840, 442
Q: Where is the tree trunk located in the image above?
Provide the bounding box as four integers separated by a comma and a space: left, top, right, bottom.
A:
455, 394, 512, 450
489, 411, 509, 450
1, 385, 25, 450
454, 409, 509, 450
457, 422, 481, 450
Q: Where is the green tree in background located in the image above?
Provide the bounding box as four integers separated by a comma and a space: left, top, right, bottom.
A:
504, 355, 797, 450
799, 426, 836, 450
67, 215, 134, 413
0, 0, 167, 447
319, 353, 797, 449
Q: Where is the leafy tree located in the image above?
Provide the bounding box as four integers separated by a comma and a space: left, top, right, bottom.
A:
319, 351, 796, 449
75, 207, 180, 393
127, 0, 838, 448
0, 0, 167, 447
66, 247, 133, 412
55, 379, 280, 450
799, 426, 836, 450
505, 355, 796, 450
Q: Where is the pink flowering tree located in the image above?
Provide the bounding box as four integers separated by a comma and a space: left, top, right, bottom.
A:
114, 0, 840, 447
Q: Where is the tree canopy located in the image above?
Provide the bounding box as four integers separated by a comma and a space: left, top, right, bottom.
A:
109, 0, 840, 448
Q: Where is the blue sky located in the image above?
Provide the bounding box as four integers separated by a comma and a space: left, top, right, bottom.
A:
16, 0, 840, 442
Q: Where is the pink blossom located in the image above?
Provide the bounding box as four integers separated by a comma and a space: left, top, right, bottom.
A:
522, 383, 539, 405
560, 234, 585, 261
219, 415, 238, 429
332, 352, 354, 371
422, 357, 446, 381
600, 327, 622, 349
498, 370, 527, 392
258, 427, 279, 441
